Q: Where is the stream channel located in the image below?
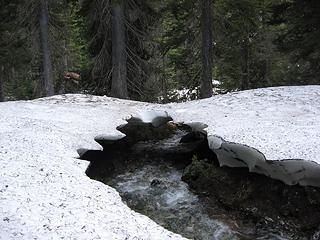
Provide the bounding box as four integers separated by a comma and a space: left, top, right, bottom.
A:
109, 162, 287, 240
81, 119, 320, 240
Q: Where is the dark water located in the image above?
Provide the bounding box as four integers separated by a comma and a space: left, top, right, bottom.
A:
108, 162, 289, 240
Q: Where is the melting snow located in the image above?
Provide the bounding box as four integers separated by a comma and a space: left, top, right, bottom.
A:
167, 86, 320, 187
0, 95, 184, 240
0, 86, 320, 238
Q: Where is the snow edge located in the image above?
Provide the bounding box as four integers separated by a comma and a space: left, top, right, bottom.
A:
184, 122, 320, 187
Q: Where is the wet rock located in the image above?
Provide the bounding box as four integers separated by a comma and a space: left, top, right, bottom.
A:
150, 179, 167, 189
117, 121, 175, 142
150, 179, 161, 186
125, 192, 157, 212
180, 132, 205, 143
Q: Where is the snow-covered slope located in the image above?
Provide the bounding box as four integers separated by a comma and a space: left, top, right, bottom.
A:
0, 86, 319, 239
167, 86, 320, 186
0, 95, 185, 240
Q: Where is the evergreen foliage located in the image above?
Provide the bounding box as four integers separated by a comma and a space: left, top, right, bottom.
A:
273, 0, 320, 84
82, 0, 156, 99
0, 0, 319, 101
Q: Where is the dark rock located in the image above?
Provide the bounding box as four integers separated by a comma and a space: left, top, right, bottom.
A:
150, 179, 162, 187
117, 121, 175, 142
180, 132, 205, 143
150, 179, 167, 189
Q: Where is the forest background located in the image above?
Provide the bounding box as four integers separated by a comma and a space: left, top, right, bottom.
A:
0, 0, 319, 102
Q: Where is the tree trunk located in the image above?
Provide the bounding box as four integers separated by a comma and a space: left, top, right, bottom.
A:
39, 0, 54, 97
200, 0, 213, 99
240, 39, 249, 90
263, 58, 271, 87
58, 41, 68, 94
110, 2, 128, 99
11, 66, 17, 90
161, 56, 168, 103
0, 65, 4, 102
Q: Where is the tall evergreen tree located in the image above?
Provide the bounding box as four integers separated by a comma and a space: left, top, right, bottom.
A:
1, 0, 318, 101
156, 0, 201, 96
0, 68, 3, 102
110, 1, 128, 99
200, 0, 213, 98
0, 0, 35, 100
8, 0, 89, 98
273, 0, 320, 84
82, 0, 155, 99
213, 0, 276, 90
39, 0, 54, 96
0, 0, 19, 101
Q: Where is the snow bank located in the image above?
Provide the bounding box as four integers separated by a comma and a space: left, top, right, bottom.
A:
168, 86, 320, 187
127, 110, 172, 127
207, 135, 320, 187
1, 86, 320, 239
0, 95, 185, 240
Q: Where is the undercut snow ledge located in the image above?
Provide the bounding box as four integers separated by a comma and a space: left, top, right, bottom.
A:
167, 86, 320, 187
1, 86, 319, 239
0, 97, 186, 240
208, 135, 320, 187
125, 109, 320, 187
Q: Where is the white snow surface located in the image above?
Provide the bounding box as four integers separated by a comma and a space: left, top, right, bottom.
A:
0, 86, 320, 239
0, 95, 185, 240
167, 86, 320, 186
168, 86, 320, 162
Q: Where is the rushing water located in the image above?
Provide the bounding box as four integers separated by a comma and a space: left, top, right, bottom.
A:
82, 121, 316, 240
108, 162, 289, 240
88, 128, 291, 240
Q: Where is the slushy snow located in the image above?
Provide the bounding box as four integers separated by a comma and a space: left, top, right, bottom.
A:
0, 86, 319, 239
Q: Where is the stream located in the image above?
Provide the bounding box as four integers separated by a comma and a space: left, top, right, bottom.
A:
104, 132, 289, 240
108, 162, 290, 240
110, 163, 238, 240
81, 118, 318, 240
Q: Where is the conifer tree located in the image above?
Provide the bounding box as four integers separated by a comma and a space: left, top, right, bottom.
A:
82, 0, 155, 99
273, 0, 320, 84
200, 0, 213, 98
39, 0, 54, 96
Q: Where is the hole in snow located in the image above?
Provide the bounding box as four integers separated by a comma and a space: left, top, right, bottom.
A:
79, 114, 320, 240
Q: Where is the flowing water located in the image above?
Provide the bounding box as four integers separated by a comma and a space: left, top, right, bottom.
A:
83, 122, 317, 240
108, 162, 289, 240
